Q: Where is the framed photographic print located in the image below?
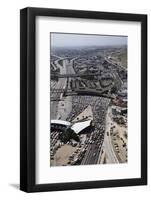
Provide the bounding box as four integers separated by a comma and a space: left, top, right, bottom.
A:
20, 7, 147, 192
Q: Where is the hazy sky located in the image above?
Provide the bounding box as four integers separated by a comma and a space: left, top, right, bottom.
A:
51, 33, 127, 47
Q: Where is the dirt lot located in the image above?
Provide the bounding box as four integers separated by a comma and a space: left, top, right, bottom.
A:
52, 144, 77, 166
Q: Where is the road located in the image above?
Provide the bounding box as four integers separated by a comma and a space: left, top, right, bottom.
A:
50, 58, 67, 119
105, 56, 127, 72
51, 73, 102, 78
103, 107, 119, 163
81, 98, 110, 165
51, 57, 77, 119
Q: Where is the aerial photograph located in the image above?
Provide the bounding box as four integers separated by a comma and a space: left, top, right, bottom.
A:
50, 33, 127, 166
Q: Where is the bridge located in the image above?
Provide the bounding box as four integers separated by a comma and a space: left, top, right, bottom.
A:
51, 88, 115, 101
51, 73, 102, 78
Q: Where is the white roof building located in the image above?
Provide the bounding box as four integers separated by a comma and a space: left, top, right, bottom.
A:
71, 120, 92, 134
51, 119, 92, 134
51, 119, 71, 126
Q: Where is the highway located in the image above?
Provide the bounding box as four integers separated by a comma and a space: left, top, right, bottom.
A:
51, 88, 115, 100
106, 56, 127, 72
51, 57, 77, 118
50, 58, 67, 119
51, 73, 102, 78
103, 107, 119, 163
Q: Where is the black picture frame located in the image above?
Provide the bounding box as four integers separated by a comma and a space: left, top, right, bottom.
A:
20, 7, 147, 192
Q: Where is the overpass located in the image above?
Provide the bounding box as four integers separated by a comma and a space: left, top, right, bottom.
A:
51, 88, 115, 101
51, 73, 102, 78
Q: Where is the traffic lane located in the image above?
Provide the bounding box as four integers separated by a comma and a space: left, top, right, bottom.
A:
81, 135, 104, 165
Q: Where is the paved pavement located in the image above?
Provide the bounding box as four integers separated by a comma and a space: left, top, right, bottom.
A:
103, 107, 119, 163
